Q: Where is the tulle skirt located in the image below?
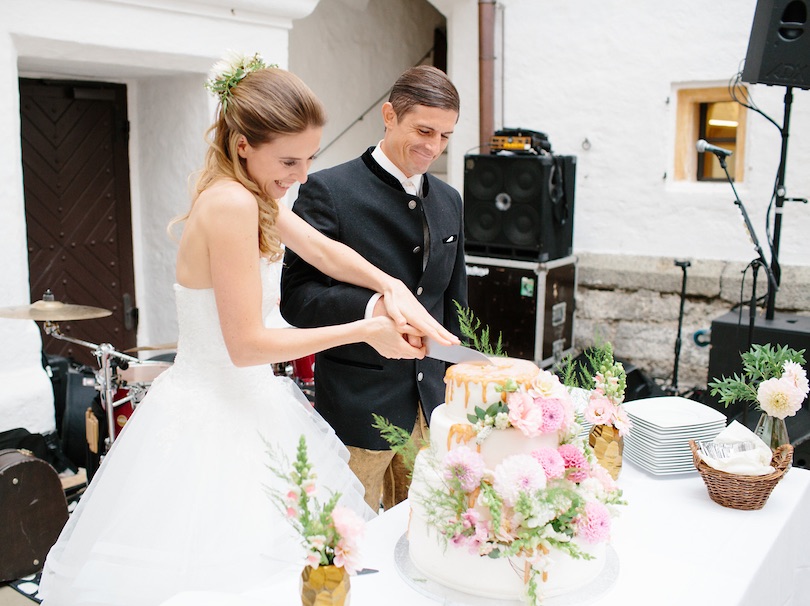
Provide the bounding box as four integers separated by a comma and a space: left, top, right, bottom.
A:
39, 358, 374, 606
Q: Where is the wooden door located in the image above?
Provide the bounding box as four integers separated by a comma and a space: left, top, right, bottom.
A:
20, 79, 137, 367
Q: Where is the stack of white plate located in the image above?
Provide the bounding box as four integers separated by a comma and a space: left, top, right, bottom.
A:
623, 396, 727, 475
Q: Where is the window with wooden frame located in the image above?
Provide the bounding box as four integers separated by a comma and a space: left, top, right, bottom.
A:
674, 87, 747, 182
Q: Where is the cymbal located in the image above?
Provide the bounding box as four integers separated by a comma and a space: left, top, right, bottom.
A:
124, 342, 177, 353
0, 299, 113, 321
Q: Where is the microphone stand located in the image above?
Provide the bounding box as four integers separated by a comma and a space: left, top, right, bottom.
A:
715, 152, 779, 426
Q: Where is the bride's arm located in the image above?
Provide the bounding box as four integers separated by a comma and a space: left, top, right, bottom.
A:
276, 203, 458, 345
201, 187, 425, 367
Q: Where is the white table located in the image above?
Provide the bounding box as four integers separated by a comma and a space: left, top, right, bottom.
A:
162, 459, 810, 605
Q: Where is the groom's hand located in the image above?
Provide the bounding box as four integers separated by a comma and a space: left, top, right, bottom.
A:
373, 296, 423, 348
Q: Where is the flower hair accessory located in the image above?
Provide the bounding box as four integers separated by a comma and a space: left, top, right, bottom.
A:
205, 51, 271, 112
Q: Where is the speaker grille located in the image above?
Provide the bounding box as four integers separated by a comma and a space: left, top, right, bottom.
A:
463, 154, 576, 262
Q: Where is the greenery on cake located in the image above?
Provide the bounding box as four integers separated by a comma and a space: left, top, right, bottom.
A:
453, 300, 505, 356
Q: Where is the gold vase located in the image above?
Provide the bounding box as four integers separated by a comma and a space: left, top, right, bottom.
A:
589, 424, 623, 480
300, 564, 351, 606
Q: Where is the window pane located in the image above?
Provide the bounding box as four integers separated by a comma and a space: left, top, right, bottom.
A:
698, 101, 738, 181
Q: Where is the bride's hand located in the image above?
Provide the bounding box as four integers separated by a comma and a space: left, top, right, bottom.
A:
380, 281, 459, 346
363, 317, 427, 359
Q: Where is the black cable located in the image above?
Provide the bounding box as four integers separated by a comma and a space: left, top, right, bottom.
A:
728, 65, 785, 285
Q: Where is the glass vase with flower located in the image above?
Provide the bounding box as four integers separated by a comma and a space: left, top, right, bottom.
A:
709, 344, 808, 450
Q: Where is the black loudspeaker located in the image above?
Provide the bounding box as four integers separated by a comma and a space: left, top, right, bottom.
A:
742, 0, 810, 90
463, 154, 576, 262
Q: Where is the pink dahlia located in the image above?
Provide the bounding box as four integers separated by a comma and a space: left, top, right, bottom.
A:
540, 398, 566, 433
558, 443, 590, 483
531, 446, 566, 479
576, 501, 611, 544
443, 446, 486, 492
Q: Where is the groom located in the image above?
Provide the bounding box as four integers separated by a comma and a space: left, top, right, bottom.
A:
281, 65, 467, 511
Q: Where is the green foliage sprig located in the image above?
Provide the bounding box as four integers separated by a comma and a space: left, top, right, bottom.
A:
372, 414, 425, 474
453, 300, 505, 356
205, 51, 273, 112
709, 343, 806, 407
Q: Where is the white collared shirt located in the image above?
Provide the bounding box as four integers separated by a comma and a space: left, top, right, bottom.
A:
365, 143, 426, 318
371, 142, 424, 196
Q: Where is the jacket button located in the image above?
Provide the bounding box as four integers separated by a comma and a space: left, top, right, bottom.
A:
417, 372, 424, 381
416, 286, 423, 295
408, 200, 417, 210
413, 246, 421, 254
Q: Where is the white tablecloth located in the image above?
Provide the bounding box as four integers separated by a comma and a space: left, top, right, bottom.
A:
162, 459, 810, 605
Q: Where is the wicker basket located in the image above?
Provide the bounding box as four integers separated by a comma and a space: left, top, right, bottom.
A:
689, 440, 793, 511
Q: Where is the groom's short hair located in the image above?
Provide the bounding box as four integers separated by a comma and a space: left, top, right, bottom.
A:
388, 65, 460, 119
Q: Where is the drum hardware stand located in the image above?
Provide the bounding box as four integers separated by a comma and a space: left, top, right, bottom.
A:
43, 321, 140, 455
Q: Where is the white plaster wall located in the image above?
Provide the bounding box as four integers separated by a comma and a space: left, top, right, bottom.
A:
0, 0, 316, 433
289, 0, 447, 174
496, 0, 809, 267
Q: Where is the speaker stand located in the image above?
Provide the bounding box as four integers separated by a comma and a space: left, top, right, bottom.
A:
763, 86, 790, 318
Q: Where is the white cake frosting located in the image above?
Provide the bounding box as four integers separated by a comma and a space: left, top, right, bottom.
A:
407, 357, 616, 604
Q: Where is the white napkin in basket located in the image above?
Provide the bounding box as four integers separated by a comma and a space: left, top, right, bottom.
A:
698, 421, 775, 476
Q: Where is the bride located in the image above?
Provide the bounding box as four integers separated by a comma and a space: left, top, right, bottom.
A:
38, 54, 457, 605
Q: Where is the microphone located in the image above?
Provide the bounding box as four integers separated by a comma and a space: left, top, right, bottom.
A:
696, 139, 732, 157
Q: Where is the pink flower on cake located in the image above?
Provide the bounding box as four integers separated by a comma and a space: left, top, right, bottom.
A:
557, 443, 590, 483
531, 447, 566, 480
493, 454, 547, 506
506, 392, 546, 437
584, 393, 616, 426
443, 446, 486, 492
540, 398, 566, 433
757, 376, 804, 419
576, 501, 611, 544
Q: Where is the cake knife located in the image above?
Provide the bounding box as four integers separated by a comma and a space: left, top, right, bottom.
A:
424, 337, 491, 364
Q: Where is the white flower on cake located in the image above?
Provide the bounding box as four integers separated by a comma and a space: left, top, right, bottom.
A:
492, 454, 547, 506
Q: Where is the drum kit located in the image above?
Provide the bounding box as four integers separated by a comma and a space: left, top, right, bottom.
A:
1, 290, 318, 462
0, 290, 173, 459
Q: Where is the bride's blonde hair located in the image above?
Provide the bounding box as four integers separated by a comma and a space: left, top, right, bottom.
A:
171, 67, 326, 261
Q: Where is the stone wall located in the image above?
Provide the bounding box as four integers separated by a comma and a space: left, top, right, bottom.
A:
573, 253, 810, 392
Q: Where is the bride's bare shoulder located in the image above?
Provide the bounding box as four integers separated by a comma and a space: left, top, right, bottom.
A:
194, 180, 258, 220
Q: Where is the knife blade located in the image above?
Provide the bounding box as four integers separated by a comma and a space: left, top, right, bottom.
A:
424, 337, 491, 364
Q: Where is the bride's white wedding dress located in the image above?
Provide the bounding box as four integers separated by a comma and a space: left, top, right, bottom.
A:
39, 260, 373, 605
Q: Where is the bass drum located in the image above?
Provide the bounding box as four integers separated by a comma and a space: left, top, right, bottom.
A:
85, 356, 173, 481
272, 355, 315, 404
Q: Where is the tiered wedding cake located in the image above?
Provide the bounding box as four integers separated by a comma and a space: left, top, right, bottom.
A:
407, 357, 623, 604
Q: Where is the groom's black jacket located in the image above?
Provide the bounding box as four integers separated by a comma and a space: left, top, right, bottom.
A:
280, 148, 467, 450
